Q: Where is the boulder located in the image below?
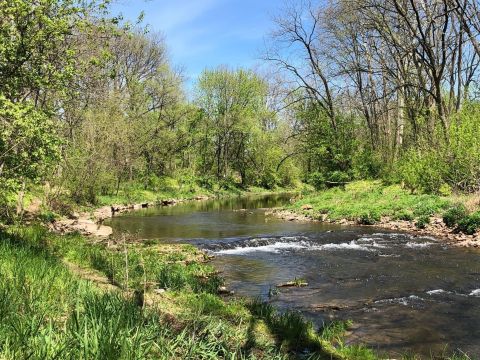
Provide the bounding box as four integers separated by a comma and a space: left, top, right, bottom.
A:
218, 286, 234, 295
194, 195, 210, 201
161, 199, 177, 206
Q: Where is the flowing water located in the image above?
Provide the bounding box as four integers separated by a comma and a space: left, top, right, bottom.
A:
108, 194, 480, 358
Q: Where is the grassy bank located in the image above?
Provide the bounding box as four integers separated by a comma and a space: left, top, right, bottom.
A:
288, 181, 480, 236
0, 225, 378, 360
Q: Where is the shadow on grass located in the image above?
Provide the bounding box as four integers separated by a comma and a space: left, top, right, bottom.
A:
244, 299, 345, 360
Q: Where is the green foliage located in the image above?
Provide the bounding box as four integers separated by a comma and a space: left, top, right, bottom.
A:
397, 148, 447, 194
0, 96, 60, 196
157, 263, 223, 294
195, 68, 298, 189
307, 170, 350, 190
395, 104, 480, 195
0, 0, 92, 100
327, 170, 350, 185
457, 212, 480, 235
4, 225, 374, 359
395, 211, 414, 221
248, 300, 376, 359
292, 181, 450, 222
446, 104, 480, 192
0, 229, 274, 359
248, 300, 317, 350
415, 215, 430, 229
307, 172, 327, 190
352, 148, 383, 180
443, 204, 468, 228
358, 211, 380, 225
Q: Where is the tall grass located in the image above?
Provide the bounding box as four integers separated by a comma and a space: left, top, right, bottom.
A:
1, 225, 471, 359
0, 227, 293, 359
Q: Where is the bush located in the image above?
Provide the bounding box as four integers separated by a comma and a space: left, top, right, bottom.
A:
457, 212, 480, 235
395, 210, 414, 221
358, 211, 380, 225
443, 204, 468, 228
197, 175, 216, 190
397, 149, 447, 194
416, 215, 430, 229
278, 160, 301, 188
447, 104, 480, 192
307, 172, 326, 190
327, 171, 350, 187
258, 170, 279, 190
352, 148, 382, 179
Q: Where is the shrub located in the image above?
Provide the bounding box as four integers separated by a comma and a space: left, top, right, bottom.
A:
443, 204, 468, 228
197, 175, 216, 190
395, 211, 414, 221
307, 172, 326, 190
352, 148, 382, 180
415, 215, 430, 229
358, 211, 380, 225
327, 171, 350, 187
457, 212, 480, 235
413, 202, 439, 217
397, 149, 447, 194
438, 183, 452, 196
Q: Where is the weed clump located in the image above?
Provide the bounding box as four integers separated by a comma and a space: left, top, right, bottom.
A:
415, 215, 430, 229
457, 212, 480, 235
157, 263, 223, 294
248, 300, 316, 350
358, 211, 380, 225
443, 204, 468, 228
395, 211, 414, 221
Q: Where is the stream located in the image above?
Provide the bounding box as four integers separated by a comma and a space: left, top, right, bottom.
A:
108, 194, 480, 358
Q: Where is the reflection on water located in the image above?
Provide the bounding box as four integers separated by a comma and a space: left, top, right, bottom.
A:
108, 194, 480, 358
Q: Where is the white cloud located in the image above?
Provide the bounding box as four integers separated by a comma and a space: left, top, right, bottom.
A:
146, 0, 220, 31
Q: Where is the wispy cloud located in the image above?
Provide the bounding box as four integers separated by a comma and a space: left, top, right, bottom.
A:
143, 0, 221, 31
113, 0, 278, 82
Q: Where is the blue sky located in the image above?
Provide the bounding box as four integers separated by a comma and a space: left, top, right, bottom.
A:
111, 0, 281, 83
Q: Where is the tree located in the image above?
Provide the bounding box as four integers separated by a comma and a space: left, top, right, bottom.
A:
0, 0, 108, 213
195, 68, 275, 186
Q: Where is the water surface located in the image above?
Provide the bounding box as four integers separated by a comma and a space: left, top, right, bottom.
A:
108, 194, 480, 358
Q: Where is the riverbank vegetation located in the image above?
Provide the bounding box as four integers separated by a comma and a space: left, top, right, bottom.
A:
1, 0, 480, 358
3, 0, 480, 218
0, 224, 383, 359
3, 0, 480, 220
289, 181, 480, 238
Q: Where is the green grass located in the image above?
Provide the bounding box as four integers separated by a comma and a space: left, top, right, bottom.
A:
0, 227, 291, 359
1, 225, 475, 359
1, 225, 372, 360
290, 180, 452, 224
247, 300, 376, 360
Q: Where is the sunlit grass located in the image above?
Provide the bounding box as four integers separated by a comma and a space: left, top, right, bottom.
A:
290, 180, 451, 223
0, 227, 290, 359
1, 224, 473, 359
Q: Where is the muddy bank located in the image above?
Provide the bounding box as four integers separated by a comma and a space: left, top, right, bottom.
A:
50, 195, 211, 237
267, 208, 480, 248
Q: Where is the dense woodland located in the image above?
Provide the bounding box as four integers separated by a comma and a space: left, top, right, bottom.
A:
2, 0, 480, 217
